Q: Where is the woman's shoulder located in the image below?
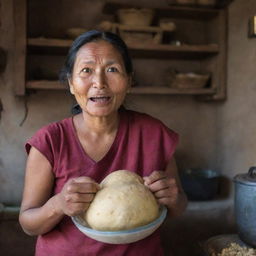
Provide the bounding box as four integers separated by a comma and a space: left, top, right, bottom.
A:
32, 117, 73, 138
25, 117, 73, 153
122, 109, 178, 140
123, 109, 167, 128
42, 117, 72, 130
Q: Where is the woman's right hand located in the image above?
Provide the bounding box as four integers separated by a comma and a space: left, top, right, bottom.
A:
20, 147, 100, 236
56, 176, 100, 216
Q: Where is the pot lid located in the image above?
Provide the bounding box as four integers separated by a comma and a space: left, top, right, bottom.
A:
234, 166, 256, 185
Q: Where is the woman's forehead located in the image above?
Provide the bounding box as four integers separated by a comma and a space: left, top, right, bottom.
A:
75, 40, 123, 64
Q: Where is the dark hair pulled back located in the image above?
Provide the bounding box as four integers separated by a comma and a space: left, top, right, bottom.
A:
59, 30, 133, 85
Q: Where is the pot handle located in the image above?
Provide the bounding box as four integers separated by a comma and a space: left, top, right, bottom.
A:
248, 166, 256, 178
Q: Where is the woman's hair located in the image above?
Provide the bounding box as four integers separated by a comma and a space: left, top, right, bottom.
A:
59, 30, 133, 85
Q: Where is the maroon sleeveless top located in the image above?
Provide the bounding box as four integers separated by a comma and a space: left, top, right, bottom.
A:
25, 109, 178, 256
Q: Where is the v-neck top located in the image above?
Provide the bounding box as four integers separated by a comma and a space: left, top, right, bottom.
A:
25, 109, 178, 256
70, 112, 124, 166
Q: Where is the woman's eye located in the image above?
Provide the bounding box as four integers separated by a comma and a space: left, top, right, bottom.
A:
107, 67, 118, 72
81, 68, 91, 73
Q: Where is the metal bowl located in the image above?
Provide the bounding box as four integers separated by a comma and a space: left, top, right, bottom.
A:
180, 169, 220, 201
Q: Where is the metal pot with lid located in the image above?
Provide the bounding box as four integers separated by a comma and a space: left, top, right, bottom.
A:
233, 166, 256, 247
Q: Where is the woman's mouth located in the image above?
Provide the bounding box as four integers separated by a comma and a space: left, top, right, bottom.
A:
89, 96, 111, 103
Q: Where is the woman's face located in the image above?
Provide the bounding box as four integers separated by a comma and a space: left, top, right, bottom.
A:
69, 40, 131, 117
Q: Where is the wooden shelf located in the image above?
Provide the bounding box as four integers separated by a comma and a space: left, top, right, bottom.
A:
27, 37, 219, 58
26, 80, 66, 90
19, 1, 227, 100
26, 80, 216, 95
28, 38, 73, 48
128, 43, 219, 59
103, 1, 234, 19
130, 86, 215, 95
103, 2, 219, 20
28, 37, 219, 52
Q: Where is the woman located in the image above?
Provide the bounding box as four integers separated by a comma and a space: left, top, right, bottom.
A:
19, 30, 187, 256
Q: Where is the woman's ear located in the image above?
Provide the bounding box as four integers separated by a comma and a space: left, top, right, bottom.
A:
127, 74, 133, 92
68, 78, 74, 95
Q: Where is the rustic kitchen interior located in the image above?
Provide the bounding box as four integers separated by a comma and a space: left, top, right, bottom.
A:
1, 0, 256, 255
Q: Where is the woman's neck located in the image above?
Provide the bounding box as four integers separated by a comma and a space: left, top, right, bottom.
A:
78, 111, 119, 136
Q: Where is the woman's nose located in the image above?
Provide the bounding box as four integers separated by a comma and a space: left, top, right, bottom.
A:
92, 71, 106, 89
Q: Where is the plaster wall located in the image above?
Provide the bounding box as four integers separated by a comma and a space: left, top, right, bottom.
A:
216, 0, 256, 182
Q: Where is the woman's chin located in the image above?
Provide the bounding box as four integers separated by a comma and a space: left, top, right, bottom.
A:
86, 107, 115, 118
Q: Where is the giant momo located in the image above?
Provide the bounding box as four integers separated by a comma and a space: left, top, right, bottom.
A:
84, 170, 159, 231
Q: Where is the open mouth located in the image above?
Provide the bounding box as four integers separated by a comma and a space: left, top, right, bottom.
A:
89, 96, 111, 103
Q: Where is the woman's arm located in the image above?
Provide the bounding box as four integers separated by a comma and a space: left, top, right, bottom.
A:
19, 147, 99, 236
143, 157, 187, 217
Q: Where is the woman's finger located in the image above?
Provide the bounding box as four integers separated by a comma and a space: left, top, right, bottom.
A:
67, 181, 99, 193
146, 179, 169, 192
66, 202, 90, 216
143, 171, 166, 186
154, 187, 177, 199
64, 192, 96, 203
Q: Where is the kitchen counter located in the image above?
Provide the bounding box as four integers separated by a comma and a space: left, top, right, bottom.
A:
0, 203, 20, 220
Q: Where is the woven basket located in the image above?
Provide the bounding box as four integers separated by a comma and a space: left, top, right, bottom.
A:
169, 72, 210, 89
117, 8, 154, 26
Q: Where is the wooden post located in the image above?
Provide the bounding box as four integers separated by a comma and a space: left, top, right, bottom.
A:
0, 0, 2, 28
0, 48, 6, 73
212, 8, 227, 100
13, 0, 26, 95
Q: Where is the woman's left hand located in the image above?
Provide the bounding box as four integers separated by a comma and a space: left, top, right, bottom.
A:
143, 170, 179, 208
143, 157, 187, 217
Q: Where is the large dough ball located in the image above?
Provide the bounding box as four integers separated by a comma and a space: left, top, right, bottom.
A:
84, 170, 159, 231
101, 169, 144, 188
